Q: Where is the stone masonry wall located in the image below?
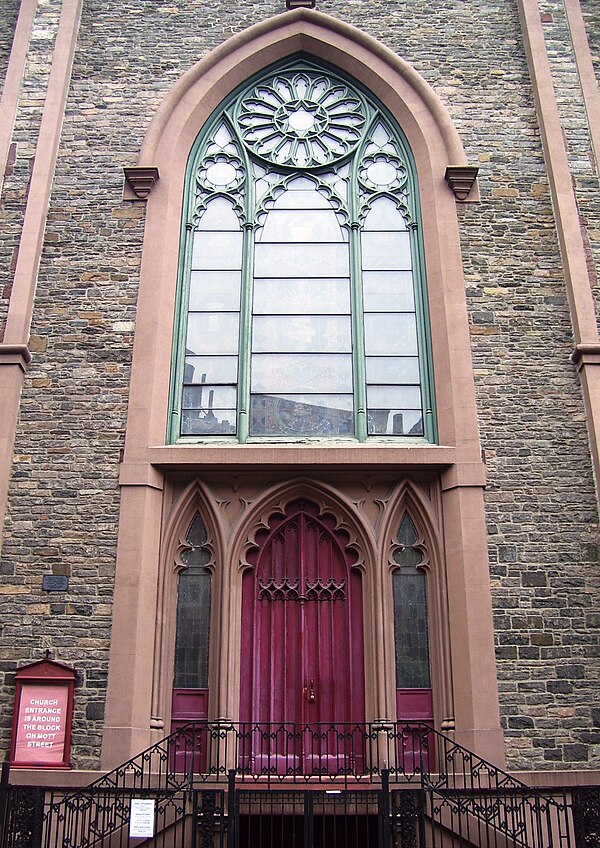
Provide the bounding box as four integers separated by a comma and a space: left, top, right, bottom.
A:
0, 0, 20, 94
0, 0, 62, 336
0, 0, 598, 771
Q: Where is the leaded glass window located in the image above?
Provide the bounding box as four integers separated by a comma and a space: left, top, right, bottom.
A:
170, 61, 436, 443
173, 513, 212, 689
393, 513, 431, 688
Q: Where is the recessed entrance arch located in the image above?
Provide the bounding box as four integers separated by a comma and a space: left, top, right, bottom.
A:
240, 498, 365, 773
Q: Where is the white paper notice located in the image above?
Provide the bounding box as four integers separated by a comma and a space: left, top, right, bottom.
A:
129, 799, 155, 838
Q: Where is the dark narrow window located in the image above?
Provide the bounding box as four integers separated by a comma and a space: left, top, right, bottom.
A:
393, 513, 431, 689
173, 513, 212, 688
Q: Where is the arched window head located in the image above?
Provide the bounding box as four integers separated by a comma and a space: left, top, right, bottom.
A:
173, 512, 212, 689
393, 513, 431, 689
170, 60, 436, 444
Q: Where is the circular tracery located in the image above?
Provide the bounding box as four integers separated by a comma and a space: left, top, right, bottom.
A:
238, 71, 367, 168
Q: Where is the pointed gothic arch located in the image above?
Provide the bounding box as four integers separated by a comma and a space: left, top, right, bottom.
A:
217, 478, 380, 722
151, 479, 225, 732
122, 7, 480, 455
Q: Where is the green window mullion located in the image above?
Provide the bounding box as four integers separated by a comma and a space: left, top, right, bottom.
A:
408, 219, 437, 443
236, 222, 254, 444
169, 221, 196, 442
351, 111, 380, 443
349, 222, 367, 442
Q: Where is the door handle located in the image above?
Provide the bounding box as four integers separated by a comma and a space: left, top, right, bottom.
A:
308, 679, 316, 702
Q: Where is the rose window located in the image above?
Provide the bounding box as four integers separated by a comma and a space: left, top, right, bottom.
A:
237, 72, 366, 168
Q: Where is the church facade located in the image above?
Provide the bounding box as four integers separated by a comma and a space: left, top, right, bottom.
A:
0, 0, 599, 797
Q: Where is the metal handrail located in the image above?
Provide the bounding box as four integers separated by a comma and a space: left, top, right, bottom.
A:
90, 720, 524, 791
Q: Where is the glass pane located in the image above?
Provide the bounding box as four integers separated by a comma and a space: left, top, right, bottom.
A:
361, 231, 411, 270
272, 180, 333, 208
191, 231, 243, 270
363, 197, 408, 231
185, 356, 238, 384
394, 569, 431, 688
189, 271, 241, 311
253, 315, 351, 352
197, 197, 241, 231
181, 408, 236, 435
364, 313, 418, 356
396, 514, 420, 551
186, 312, 239, 355
366, 356, 420, 384
183, 385, 237, 410
184, 513, 209, 550
254, 278, 350, 315
367, 385, 422, 409
362, 271, 415, 312
174, 512, 212, 687
252, 354, 353, 393
250, 394, 354, 437
254, 243, 349, 277
368, 409, 423, 436
260, 209, 345, 243
174, 570, 212, 687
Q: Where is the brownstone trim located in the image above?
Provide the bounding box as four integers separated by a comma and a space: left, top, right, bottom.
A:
4, 0, 83, 345
141, 444, 457, 471
0, 0, 37, 201
517, 0, 598, 344
572, 343, 600, 371
517, 0, 600, 509
564, 0, 600, 174
150, 478, 227, 733
0, 344, 32, 372
0, 0, 83, 558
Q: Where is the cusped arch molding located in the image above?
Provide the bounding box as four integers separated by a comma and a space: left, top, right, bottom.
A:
161, 478, 226, 571
133, 9, 471, 185
378, 479, 442, 573
231, 477, 377, 576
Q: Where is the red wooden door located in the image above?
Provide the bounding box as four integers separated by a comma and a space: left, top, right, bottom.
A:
240, 500, 365, 775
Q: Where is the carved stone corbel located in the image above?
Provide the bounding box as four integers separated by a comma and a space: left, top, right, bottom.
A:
444, 165, 479, 201
123, 166, 160, 200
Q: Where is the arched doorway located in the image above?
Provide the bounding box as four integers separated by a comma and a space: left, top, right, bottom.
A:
240, 498, 365, 773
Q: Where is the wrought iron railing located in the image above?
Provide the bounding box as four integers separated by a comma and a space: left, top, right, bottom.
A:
414, 786, 577, 848
90, 720, 521, 792
2, 726, 598, 848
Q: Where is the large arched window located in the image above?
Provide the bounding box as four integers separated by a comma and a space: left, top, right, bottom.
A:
169, 59, 436, 443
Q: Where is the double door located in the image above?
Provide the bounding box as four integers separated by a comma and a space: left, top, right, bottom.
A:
240, 501, 365, 774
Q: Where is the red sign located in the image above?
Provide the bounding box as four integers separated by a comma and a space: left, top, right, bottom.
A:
13, 683, 69, 765
10, 659, 75, 769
